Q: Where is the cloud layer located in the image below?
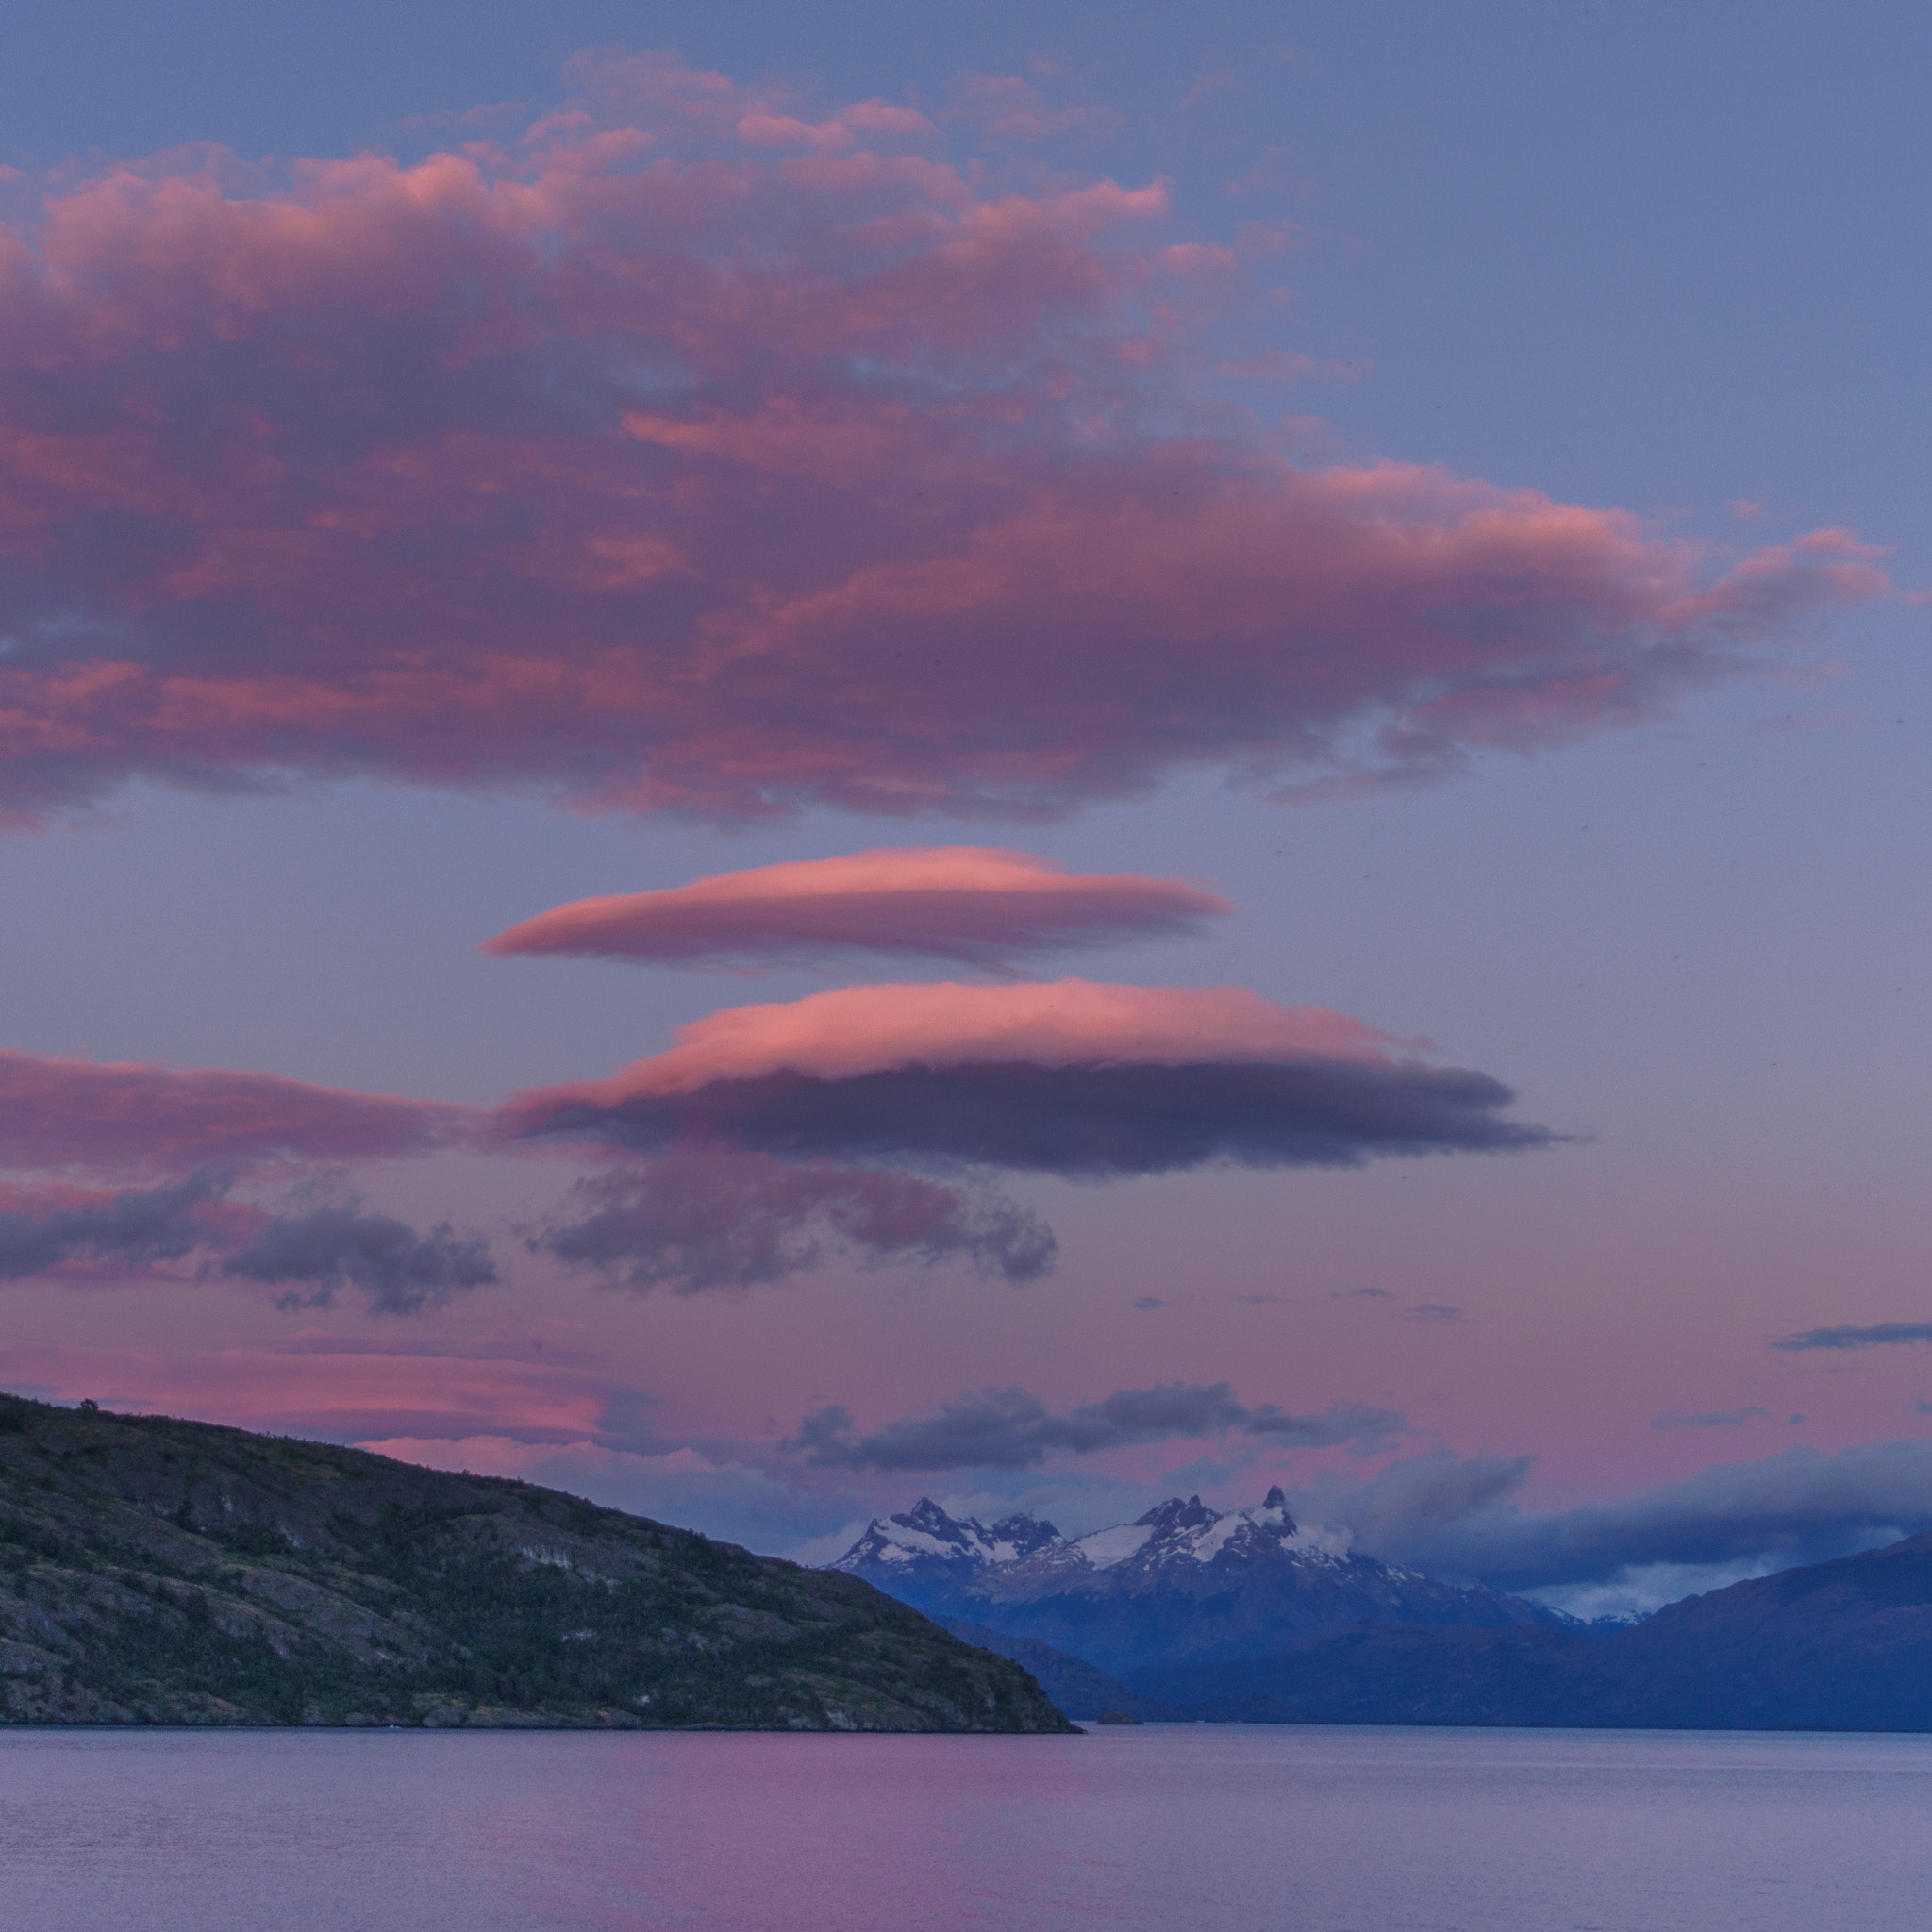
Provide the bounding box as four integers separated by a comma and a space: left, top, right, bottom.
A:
790, 1380, 1407, 1469
0, 54, 1880, 830
481, 846, 1232, 971
508, 979, 1555, 1176
0, 1053, 492, 1311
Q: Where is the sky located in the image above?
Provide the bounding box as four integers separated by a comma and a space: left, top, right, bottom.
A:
1, 1, 1928, 1619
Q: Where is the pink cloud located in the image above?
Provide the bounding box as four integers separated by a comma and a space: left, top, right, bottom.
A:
0, 1334, 634, 1444
517, 980, 1411, 1100
501, 980, 1550, 1179
0, 1050, 473, 1176
0, 59, 1882, 830
479, 845, 1232, 970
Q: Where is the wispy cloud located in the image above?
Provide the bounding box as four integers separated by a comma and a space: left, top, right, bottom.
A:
0, 1051, 472, 1175
1771, 1323, 1932, 1351
1650, 1406, 1769, 1430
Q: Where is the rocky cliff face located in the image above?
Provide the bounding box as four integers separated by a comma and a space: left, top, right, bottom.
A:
832, 1488, 1561, 1675
0, 1393, 1074, 1732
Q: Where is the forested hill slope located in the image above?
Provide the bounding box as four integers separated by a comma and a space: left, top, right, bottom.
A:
0, 1394, 1073, 1733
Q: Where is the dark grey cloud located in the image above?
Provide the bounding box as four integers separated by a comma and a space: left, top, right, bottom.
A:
0, 1172, 227, 1280
529, 1151, 1055, 1294
1287, 1438, 1932, 1594
1650, 1407, 1769, 1430
1133, 1295, 1166, 1311
788, 1381, 1407, 1471
223, 1205, 498, 1314
1401, 1302, 1462, 1324
516, 1059, 1557, 1179
1771, 1322, 1932, 1351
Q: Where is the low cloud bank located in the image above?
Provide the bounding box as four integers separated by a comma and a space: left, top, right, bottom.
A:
788, 1382, 1407, 1470
1286, 1438, 1932, 1600
482, 848, 1231, 972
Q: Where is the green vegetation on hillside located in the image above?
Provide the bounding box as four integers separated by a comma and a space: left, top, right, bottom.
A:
0, 1394, 1074, 1732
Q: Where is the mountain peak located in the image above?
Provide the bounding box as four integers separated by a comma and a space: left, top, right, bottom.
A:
1136, 1494, 1220, 1534
1255, 1486, 1296, 1536
990, 1511, 1063, 1554
830, 1483, 1558, 1675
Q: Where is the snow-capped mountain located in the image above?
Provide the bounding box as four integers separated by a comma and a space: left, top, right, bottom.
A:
831, 1489, 1562, 1675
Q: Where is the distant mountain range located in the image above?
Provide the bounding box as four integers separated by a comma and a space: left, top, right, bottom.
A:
830, 1490, 1563, 1677
1124, 1531, 1932, 1730
0, 1394, 1072, 1732
833, 1494, 1932, 1730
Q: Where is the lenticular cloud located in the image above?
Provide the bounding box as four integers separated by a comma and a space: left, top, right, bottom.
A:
506, 979, 1556, 1176
481, 847, 1231, 971
0, 53, 1882, 829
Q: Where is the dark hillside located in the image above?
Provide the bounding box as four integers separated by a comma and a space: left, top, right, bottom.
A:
1124, 1531, 1932, 1731
936, 1616, 1173, 1721
0, 1394, 1073, 1732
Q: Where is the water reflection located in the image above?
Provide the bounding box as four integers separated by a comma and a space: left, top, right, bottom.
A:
4, 1725, 1929, 1931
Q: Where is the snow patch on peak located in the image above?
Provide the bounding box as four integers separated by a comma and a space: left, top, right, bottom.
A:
1074, 1523, 1155, 1571
873, 1524, 973, 1561
836, 1498, 1068, 1574
1186, 1512, 1247, 1562
1286, 1522, 1355, 1560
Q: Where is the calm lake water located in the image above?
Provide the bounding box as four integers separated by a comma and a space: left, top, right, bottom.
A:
4, 1724, 1929, 1930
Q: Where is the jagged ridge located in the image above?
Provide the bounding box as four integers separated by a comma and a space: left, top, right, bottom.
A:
832, 1488, 1562, 1675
